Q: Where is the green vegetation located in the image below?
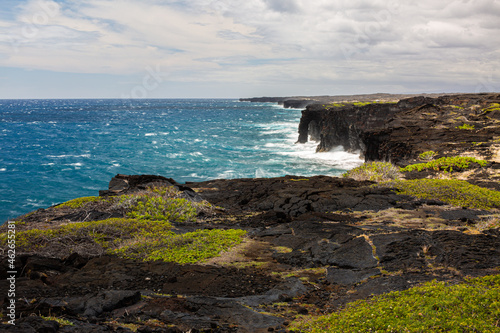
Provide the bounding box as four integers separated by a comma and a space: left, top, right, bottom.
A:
457, 123, 475, 130
418, 150, 437, 161
325, 101, 397, 109
2, 217, 246, 264
485, 103, 500, 112
117, 195, 197, 222
111, 228, 246, 264
10, 218, 172, 251
401, 156, 488, 173
293, 274, 500, 332
41, 316, 74, 327
56, 196, 101, 209
342, 162, 401, 182
325, 103, 345, 108
383, 179, 500, 210
450, 105, 465, 109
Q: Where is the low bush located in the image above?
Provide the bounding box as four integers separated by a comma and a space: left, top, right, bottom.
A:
418, 151, 437, 161
383, 179, 500, 210
343, 162, 401, 182
293, 274, 500, 332
401, 156, 488, 173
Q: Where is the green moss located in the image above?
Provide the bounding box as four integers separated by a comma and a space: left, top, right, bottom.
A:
382, 179, 500, 210
56, 196, 101, 209
111, 228, 247, 264
293, 274, 500, 332
343, 162, 401, 182
401, 156, 488, 173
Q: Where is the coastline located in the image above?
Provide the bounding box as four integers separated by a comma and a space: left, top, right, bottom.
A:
1, 92, 500, 332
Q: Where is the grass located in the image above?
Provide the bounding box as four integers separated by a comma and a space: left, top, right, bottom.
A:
382, 179, 500, 210
343, 162, 401, 182
292, 274, 500, 332
400, 156, 488, 173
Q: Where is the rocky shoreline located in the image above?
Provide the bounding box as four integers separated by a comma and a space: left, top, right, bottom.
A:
1, 93, 500, 332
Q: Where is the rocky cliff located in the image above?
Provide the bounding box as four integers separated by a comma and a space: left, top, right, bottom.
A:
298, 94, 500, 164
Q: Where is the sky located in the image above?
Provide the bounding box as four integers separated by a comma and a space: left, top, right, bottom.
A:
0, 0, 499, 98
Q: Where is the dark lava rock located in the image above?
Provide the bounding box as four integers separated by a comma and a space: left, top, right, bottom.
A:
189, 176, 419, 217
326, 268, 380, 285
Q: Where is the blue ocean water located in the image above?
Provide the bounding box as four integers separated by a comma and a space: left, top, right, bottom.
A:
0, 99, 363, 223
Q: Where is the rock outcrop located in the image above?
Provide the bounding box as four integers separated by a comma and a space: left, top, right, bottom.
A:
297, 94, 500, 164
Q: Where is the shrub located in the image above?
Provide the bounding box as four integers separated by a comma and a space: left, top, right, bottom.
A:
293, 274, 500, 332
116, 195, 197, 222
382, 179, 500, 210
418, 151, 437, 161
343, 162, 401, 182
112, 186, 213, 221
400, 156, 488, 173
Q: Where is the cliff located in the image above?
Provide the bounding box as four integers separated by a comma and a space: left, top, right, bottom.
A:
298, 94, 500, 164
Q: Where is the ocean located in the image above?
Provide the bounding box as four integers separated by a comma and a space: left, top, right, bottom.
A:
0, 99, 363, 223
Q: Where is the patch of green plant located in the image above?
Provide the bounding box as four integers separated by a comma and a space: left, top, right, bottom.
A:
401, 156, 488, 173
292, 274, 500, 332
485, 103, 500, 112
112, 228, 247, 264
5, 218, 173, 252
382, 179, 500, 210
55, 196, 102, 209
457, 123, 475, 130
2, 217, 246, 264
117, 195, 197, 222
326, 103, 345, 108
112, 186, 213, 221
41, 316, 74, 327
343, 162, 401, 182
450, 105, 465, 109
418, 150, 437, 161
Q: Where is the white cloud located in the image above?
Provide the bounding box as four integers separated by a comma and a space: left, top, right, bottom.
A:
0, 0, 499, 96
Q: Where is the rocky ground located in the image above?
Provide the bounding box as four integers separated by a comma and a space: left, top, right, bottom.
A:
1, 94, 500, 332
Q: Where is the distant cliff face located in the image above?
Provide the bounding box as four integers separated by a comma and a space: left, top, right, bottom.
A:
298, 94, 500, 164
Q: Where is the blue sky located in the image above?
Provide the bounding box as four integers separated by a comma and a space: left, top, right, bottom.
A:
0, 0, 499, 98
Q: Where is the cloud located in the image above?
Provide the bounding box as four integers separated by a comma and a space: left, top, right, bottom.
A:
0, 0, 499, 97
